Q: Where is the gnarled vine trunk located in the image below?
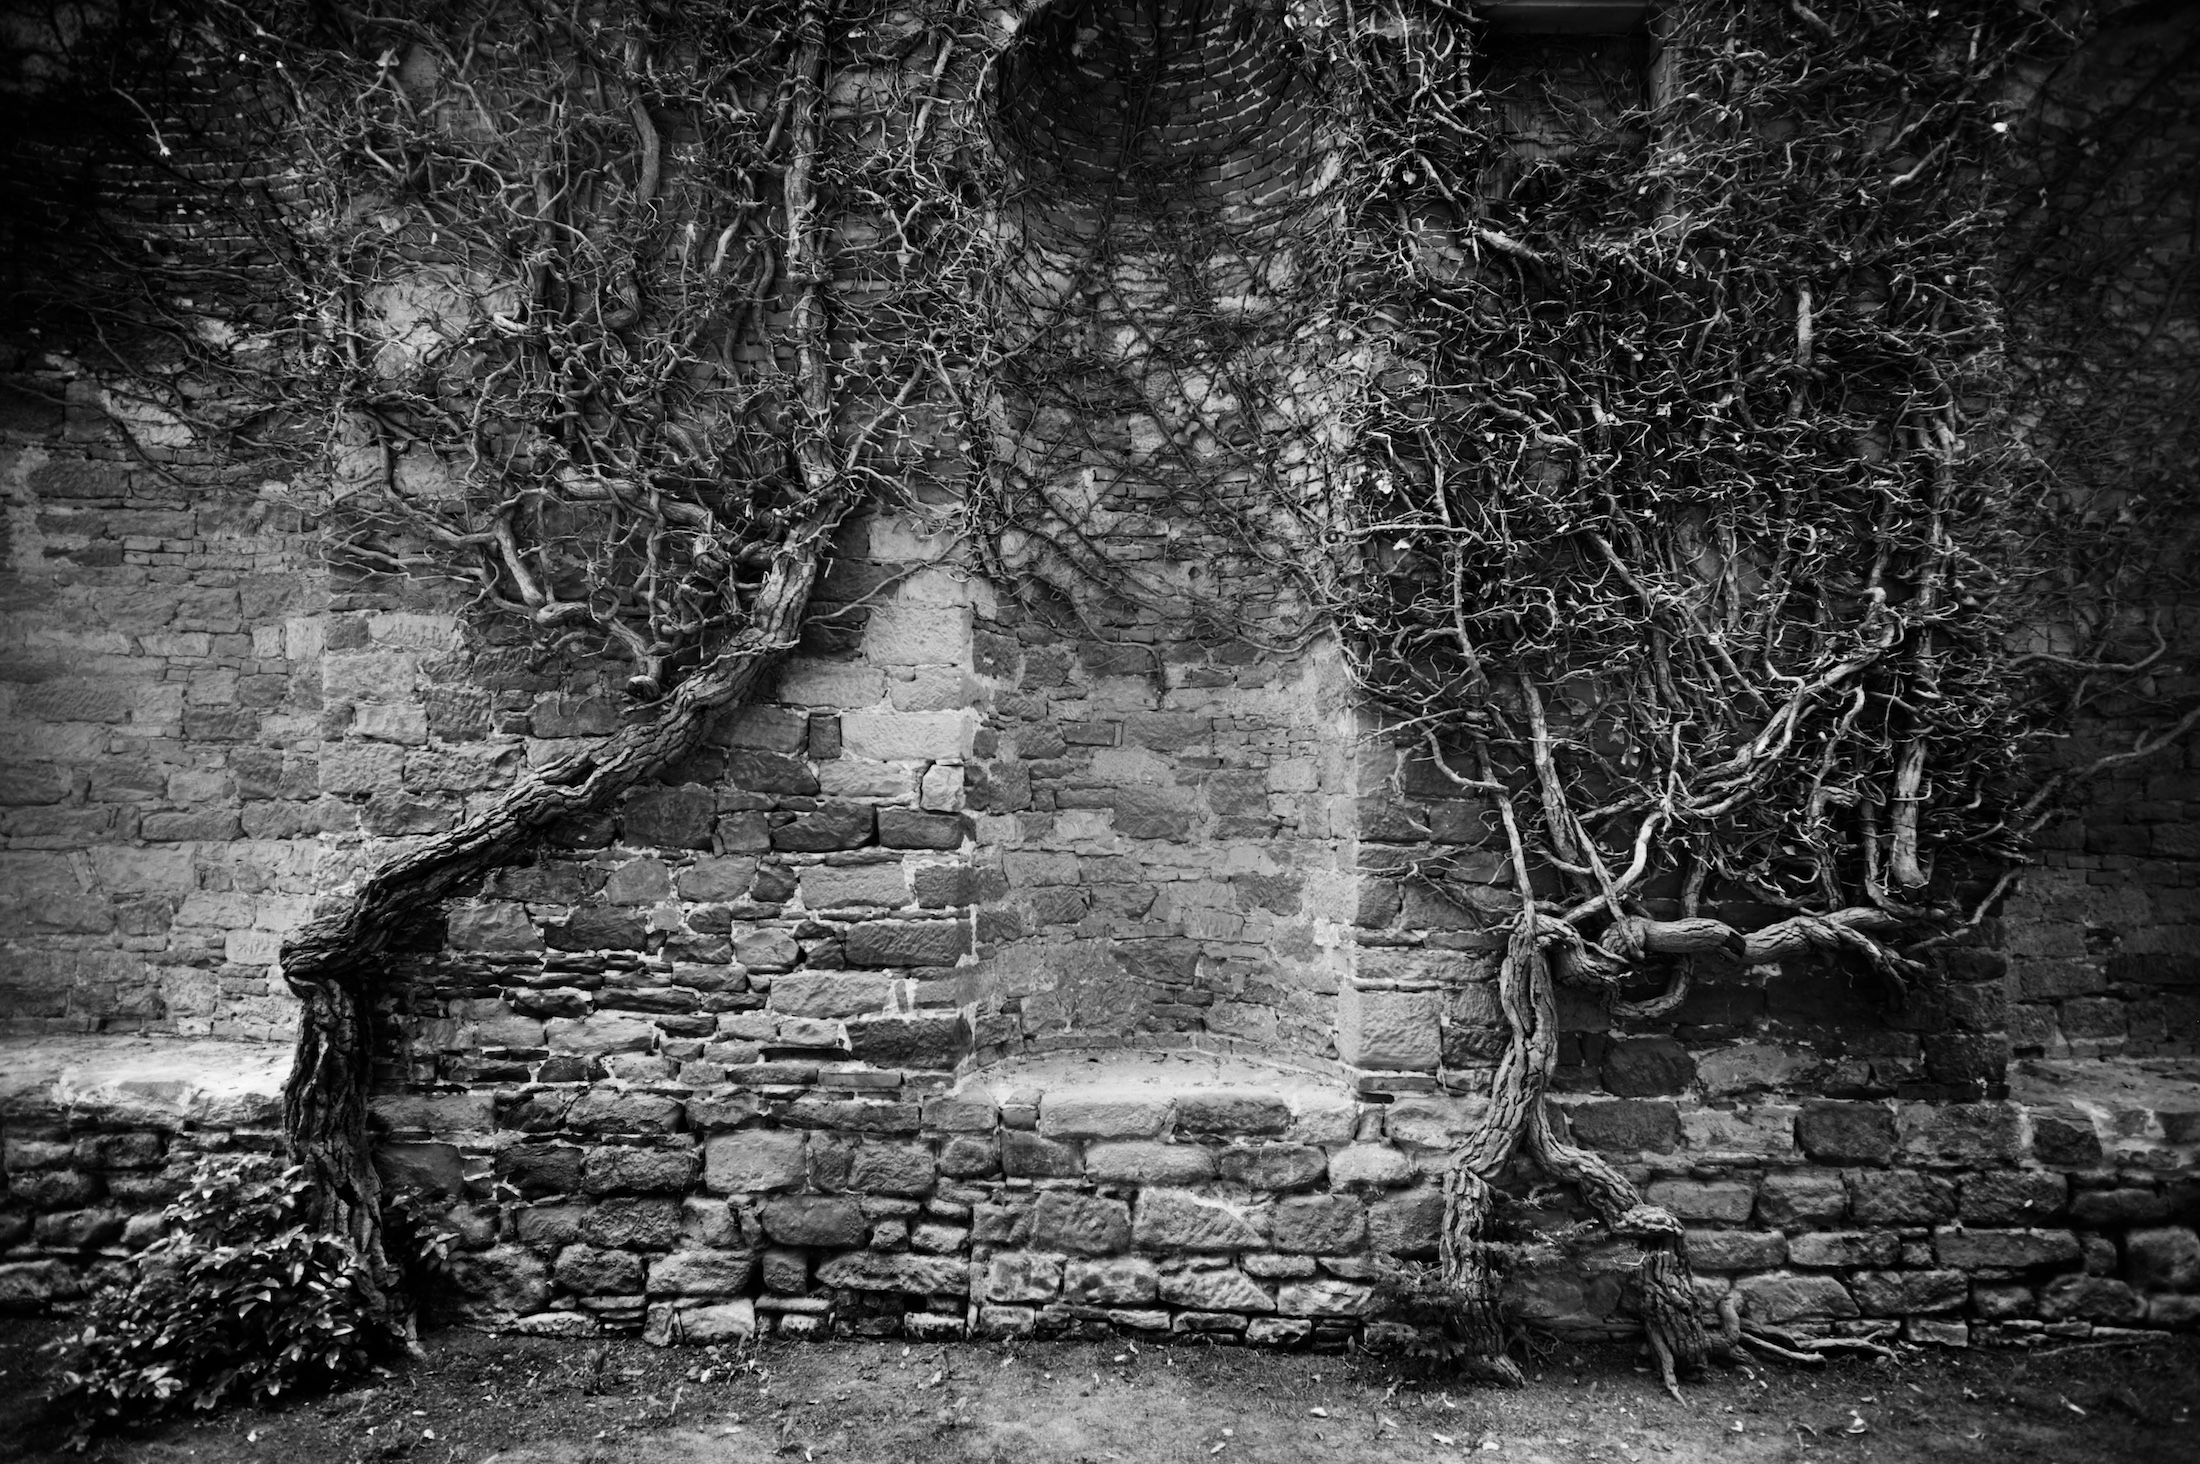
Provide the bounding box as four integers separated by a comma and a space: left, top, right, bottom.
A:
279, 10, 841, 1333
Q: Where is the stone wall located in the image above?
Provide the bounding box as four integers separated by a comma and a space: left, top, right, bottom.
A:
3, 0, 2198, 1356
6, 1038, 2198, 1347
0, 352, 322, 1044
1997, 2, 2200, 1062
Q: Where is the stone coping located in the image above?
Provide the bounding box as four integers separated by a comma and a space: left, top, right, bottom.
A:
0, 1034, 289, 1129
952, 1048, 1349, 1105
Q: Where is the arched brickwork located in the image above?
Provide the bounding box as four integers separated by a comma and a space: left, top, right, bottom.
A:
987, 0, 1333, 225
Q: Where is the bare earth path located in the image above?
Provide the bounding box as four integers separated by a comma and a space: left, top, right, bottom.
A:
4, 1324, 2193, 1463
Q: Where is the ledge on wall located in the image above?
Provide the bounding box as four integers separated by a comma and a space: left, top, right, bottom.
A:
0, 1034, 288, 1130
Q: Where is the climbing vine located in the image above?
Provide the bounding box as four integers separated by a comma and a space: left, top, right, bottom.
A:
968, 0, 2191, 1387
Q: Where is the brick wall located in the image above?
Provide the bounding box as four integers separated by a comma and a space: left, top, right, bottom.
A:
0, 353, 321, 1043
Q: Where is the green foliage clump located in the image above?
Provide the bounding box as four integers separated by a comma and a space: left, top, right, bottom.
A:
47, 1158, 418, 1445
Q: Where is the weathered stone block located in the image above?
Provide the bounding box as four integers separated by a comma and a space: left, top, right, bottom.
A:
1735, 1273, 1858, 1324
1600, 1037, 1696, 1097
1275, 1279, 1378, 1317
1849, 1171, 1957, 1226
35, 1208, 126, 1250
771, 972, 895, 1018
0, 1259, 84, 1310
1084, 1141, 1216, 1185
1337, 986, 1441, 1072
1796, 1102, 1896, 1166
1271, 1196, 1367, 1255
1970, 1282, 2035, 1319
734, 928, 800, 972
844, 919, 971, 968
772, 802, 875, 852
841, 710, 977, 763
621, 786, 716, 849
1327, 1145, 1412, 1189
1369, 1190, 1444, 1258
912, 1221, 969, 1254
582, 1146, 699, 1195
1686, 1230, 1788, 1272
2125, 1226, 2200, 1290
648, 1249, 756, 1296
878, 810, 966, 850
1645, 1179, 1756, 1223
921, 1095, 997, 1133
1159, 1263, 1276, 1313
1789, 1231, 1900, 1268
555, 1244, 644, 1295
760, 1196, 869, 1248
2028, 1109, 2104, 1168
1177, 1094, 1292, 1136
939, 1135, 1000, 1179
976, 1305, 1036, 1338
841, 1140, 937, 1198
2149, 1294, 2200, 1329
1851, 1269, 1968, 1315
376, 1142, 468, 1198
845, 1015, 970, 1069
761, 1247, 809, 1294
1028, 1193, 1132, 1255
1038, 1095, 1170, 1141
1931, 1227, 2082, 1270
583, 1199, 684, 1251
545, 1013, 658, 1057
704, 1129, 807, 1193
657, 1298, 757, 1344
446, 901, 543, 953
502, 1146, 585, 1198
678, 857, 759, 902
565, 1092, 684, 1135
1897, 1103, 2022, 1167
2037, 1273, 2143, 1323
1696, 1042, 1818, 1096
1217, 1144, 1327, 1192
1760, 1171, 1848, 1224
984, 1251, 1064, 1303
800, 863, 907, 909
1132, 1190, 1265, 1252
815, 1251, 969, 1296
1564, 1100, 1680, 1154
447, 1246, 549, 1315
2070, 1188, 2171, 1227
1001, 1129, 1084, 1178
1960, 1172, 2068, 1227
1063, 1257, 1160, 1306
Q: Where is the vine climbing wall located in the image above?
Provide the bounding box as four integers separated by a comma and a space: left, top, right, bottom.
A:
4, 0, 2199, 1351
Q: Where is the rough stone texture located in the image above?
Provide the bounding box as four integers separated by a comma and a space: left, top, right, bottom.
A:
2125, 1226, 2200, 1289
1735, 1273, 1860, 1324
1132, 1190, 1266, 1252
1960, 1172, 2068, 1227
1796, 1102, 1896, 1166
1158, 1263, 1275, 1313
758, 1197, 869, 1248
1027, 1193, 1133, 1255
1217, 1144, 1327, 1192
1931, 1227, 2084, 1270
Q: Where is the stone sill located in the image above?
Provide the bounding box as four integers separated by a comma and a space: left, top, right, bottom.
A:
0, 1034, 288, 1129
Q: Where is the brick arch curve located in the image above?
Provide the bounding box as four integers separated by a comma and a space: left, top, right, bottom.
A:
983, 0, 1339, 230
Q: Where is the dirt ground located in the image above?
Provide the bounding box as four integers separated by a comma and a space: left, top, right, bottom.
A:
3, 1320, 2194, 1464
